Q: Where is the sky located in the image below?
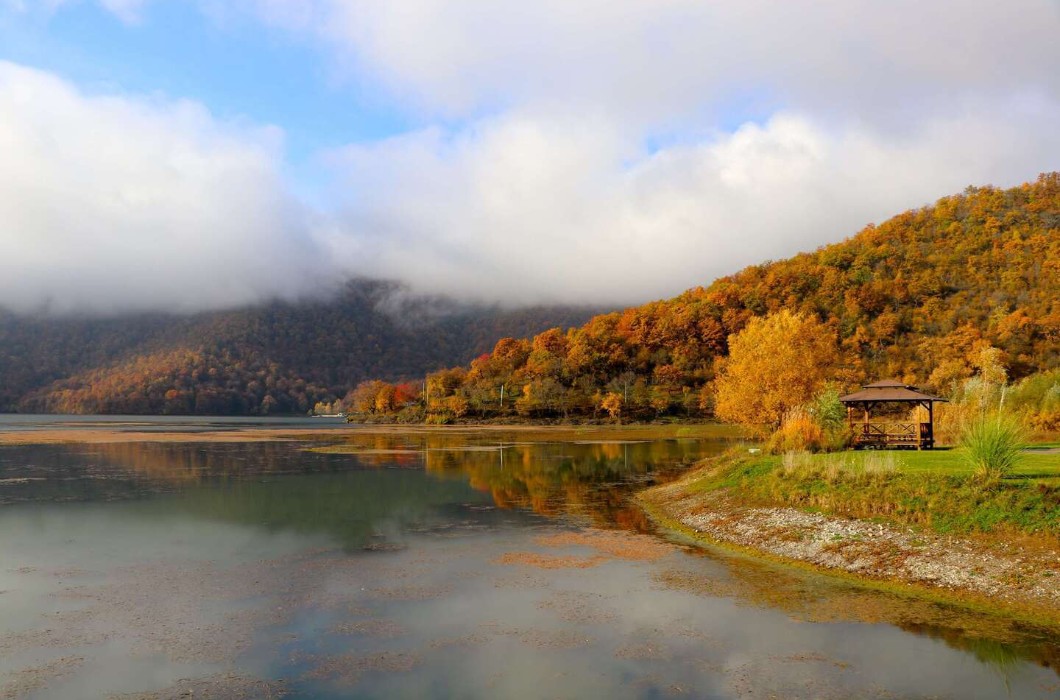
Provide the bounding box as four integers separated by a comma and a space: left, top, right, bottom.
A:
1, 1, 1058, 315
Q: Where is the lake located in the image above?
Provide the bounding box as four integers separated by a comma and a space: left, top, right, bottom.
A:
0, 417, 1057, 699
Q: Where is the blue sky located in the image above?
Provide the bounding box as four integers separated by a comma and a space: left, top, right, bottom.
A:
1, 1, 1058, 314
0, 2, 411, 162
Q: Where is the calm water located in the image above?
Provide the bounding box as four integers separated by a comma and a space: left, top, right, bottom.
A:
0, 419, 1057, 699
0, 413, 353, 432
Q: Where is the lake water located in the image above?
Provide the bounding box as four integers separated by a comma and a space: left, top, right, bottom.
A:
0, 418, 1057, 698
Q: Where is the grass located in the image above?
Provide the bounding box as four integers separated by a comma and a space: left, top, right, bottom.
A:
960, 413, 1027, 481
861, 449, 1059, 484
681, 445, 1060, 539
749, 447, 1058, 484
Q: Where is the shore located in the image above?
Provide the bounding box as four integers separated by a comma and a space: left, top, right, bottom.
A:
0, 422, 739, 445
639, 454, 1060, 625
0, 428, 309, 444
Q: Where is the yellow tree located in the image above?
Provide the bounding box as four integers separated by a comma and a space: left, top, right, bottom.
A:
714, 310, 838, 432
600, 392, 623, 421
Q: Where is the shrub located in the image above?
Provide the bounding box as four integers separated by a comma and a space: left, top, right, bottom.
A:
808, 385, 846, 431
767, 407, 825, 453
425, 412, 454, 425
767, 388, 851, 454
1007, 370, 1060, 434
960, 412, 1026, 482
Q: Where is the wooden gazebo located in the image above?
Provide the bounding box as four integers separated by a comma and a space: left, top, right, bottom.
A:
839, 380, 947, 449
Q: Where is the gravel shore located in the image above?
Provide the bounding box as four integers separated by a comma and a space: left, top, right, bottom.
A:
641, 477, 1060, 614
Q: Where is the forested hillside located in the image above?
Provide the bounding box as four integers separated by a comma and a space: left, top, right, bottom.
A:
6, 175, 1057, 419
0, 280, 603, 414
352, 173, 1059, 422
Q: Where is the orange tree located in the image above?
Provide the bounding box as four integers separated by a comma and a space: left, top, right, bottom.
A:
713, 310, 838, 433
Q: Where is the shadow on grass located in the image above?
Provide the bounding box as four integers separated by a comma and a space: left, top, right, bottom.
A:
1006, 472, 1060, 480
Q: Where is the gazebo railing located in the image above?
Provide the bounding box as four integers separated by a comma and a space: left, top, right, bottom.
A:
852, 422, 933, 448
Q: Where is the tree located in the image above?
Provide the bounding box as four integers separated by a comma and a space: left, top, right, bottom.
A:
350, 380, 389, 414
600, 392, 623, 421
516, 377, 567, 417
714, 310, 838, 432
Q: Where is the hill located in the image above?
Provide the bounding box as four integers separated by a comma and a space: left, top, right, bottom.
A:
353, 173, 1059, 421
0, 280, 604, 415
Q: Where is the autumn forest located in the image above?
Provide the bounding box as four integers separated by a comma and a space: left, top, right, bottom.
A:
2, 174, 1057, 423
0, 282, 602, 415
349, 174, 1059, 426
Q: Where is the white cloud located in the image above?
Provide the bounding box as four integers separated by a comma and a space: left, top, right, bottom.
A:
320, 102, 1060, 306
9, 0, 147, 23
243, 0, 1060, 124
250, 0, 1060, 305
0, 61, 330, 314
97, 0, 146, 24
2, 1, 1059, 313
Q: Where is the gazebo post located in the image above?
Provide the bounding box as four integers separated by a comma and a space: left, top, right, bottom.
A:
927, 400, 934, 449
915, 404, 922, 450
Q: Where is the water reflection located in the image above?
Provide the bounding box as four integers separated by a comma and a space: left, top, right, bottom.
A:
1, 436, 721, 533
0, 434, 1058, 699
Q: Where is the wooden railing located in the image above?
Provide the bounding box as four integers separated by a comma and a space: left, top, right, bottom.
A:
852, 422, 934, 448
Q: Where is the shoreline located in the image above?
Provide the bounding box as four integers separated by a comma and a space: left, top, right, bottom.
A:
638, 458, 1060, 628
0, 422, 741, 445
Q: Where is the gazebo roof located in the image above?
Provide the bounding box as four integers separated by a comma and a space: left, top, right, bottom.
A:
839, 380, 947, 403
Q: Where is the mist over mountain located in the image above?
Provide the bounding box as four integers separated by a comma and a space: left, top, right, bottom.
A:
8, 175, 1057, 418
0, 279, 606, 415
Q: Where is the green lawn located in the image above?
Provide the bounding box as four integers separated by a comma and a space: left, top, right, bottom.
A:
803, 447, 1060, 485
683, 445, 1060, 538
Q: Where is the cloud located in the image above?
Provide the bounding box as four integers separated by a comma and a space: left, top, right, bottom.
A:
97, 0, 146, 24
243, 0, 1060, 124
8, 0, 147, 24
252, 0, 1060, 305
0, 61, 330, 314
2, 2, 1059, 313
320, 102, 1060, 306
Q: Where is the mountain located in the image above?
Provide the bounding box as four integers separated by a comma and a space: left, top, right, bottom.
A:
355, 173, 1059, 420
7, 174, 1058, 419
0, 280, 605, 415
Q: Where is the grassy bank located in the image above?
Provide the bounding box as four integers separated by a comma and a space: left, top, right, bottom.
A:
677, 448, 1060, 540
639, 445, 1060, 625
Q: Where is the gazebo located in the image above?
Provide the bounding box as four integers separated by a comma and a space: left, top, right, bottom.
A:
839, 380, 947, 449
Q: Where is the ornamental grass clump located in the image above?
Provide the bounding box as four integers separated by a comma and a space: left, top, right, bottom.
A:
960, 412, 1026, 482
768, 407, 825, 453
766, 387, 851, 454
